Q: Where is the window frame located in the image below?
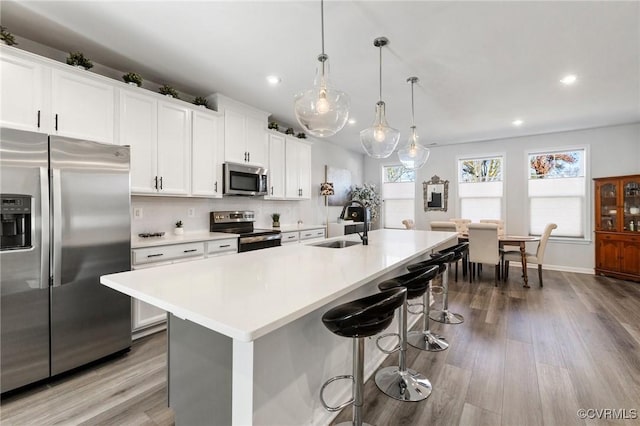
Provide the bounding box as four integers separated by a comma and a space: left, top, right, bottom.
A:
456, 152, 507, 222
524, 144, 591, 242
380, 164, 416, 229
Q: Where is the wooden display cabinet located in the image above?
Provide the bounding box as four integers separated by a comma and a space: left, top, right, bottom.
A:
594, 174, 640, 282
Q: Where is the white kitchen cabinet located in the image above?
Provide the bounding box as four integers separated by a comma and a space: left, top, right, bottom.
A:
1, 46, 114, 143
0, 49, 46, 132
281, 227, 325, 244
192, 109, 223, 197
265, 131, 285, 199
210, 94, 268, 167
280, 231, 300, 244
206, 238, 238, 257
51, 68, 114, 143
119, 89, 190, 195
285, 136, 312, 199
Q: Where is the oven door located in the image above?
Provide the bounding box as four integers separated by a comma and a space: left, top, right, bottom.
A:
223, 163, 268, 196
238, 234, 281, 252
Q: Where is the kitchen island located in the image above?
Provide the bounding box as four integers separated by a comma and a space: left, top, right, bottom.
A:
101, 229, 457, 425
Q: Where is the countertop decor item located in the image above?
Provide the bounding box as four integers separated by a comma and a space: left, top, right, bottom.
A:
398, 77, 430, 169
66, 51, 93, 70
174, 220, 184, 235
285, 127, 295, 135
271, 213, 280, 228
0, 26, 17, 46
122, 72, 143, 87
360, 37, 400, 159
268, 122, 279, 130
193, 96, 208, 108
293, 0, 350, 138
296, 132, 307, 139
159, 84, 179, 99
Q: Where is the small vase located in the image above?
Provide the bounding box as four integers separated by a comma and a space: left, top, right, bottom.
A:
174, 227, 184, 235
128, 82, 138, 86
272, 222, 280, 228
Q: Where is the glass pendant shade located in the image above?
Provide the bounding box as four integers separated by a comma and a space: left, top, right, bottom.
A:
360, 101, 401, 158
398, 126, 430, 170
294, 56, 350, 138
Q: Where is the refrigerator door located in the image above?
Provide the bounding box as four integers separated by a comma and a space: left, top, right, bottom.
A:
0, 128, 50, 393
49, 137, 132, 375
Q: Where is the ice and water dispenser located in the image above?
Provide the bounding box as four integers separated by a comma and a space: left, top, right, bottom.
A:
0, 195, 32, 250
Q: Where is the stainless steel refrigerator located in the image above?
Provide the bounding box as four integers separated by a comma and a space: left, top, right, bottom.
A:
0, 128, 132, 394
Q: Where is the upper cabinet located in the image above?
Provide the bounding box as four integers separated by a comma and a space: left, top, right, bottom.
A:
266, 131, 285, 199
1, 46, 114, 143
191, 108, 223, 197
119, 88, 190, 195
209, 94, 268, 167
285, 136, 312, 199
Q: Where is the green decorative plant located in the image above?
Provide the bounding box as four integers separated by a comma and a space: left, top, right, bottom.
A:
159, 84, 179, 99
66, 51, 93, 69
0, 26, 17, 46
175, 220, 183, 228
350, 183, 381, 223
270, 213, 281, 227
122, 72, 143, 87
296, 132, 306, 139
268, 122, 279, 130
285, 127, 295, 135
193, 96, 208, 107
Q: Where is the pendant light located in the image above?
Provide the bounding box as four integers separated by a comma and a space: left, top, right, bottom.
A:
360, 37, 400, 159
398, 77, 430, 169
294, 0, 350, 138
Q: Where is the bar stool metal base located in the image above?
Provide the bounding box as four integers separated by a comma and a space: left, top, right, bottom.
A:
334, 423, 374, 426
407, 330, 449, 351
429, 309, 464, 324
374, 366, 432, 401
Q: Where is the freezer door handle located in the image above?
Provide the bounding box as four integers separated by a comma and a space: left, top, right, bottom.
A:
52, 168, 62, 287
40, 167, 50, 289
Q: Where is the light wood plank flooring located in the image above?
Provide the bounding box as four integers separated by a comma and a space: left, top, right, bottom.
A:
2, 268, 639, 425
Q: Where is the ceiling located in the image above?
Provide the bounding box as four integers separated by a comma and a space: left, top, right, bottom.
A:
2, 1, 639, 154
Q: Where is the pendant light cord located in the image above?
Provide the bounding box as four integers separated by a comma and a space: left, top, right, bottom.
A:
320, 0, 325, 56
410, 80, 415, 127
378, 45, 383, 102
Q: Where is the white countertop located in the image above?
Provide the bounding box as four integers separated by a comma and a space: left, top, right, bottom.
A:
103, 229, 457, 342
276, 224, 325, 232
131, 232, 239, 249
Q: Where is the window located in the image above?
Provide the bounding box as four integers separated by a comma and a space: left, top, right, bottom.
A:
457, 155, 504, 222
528, 149, 586, 238
382, 165, 415, 229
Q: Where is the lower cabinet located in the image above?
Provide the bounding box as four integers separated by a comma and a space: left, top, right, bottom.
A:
281, 228, 325, 245
595, 232, 640, 281
131, 237, 238, 338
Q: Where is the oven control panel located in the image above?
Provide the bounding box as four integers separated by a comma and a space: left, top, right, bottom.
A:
211, 211, 255, 224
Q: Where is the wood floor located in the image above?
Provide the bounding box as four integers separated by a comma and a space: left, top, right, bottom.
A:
2, 268, 639, 425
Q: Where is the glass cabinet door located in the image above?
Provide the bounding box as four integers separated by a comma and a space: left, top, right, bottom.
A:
623, 178, 640, 232
599, 182, 617, 231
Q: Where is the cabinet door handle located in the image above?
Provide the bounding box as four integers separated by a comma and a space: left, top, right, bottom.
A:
219, 244, 231, 248
183, 249, 198, 253
147, 253, 164, 258
304, 233, 312, 237
160, 176, 163, 190
287, 235, 296, 239
37, 110, 41, 128
244, 152, 247, 162
271, 186, 274, 195
214, 181, 218, 193
154, 176, 158, 190
248, 152, 250, 162
55, 113, 58, 131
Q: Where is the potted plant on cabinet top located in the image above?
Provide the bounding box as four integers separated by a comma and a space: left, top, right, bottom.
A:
193, 96, 208, 108
122, 72, 143, 87
159, 84, 179, 99
271, 213, 281, 228
66, 51, 93, 70
0, 26, 17, 46
174, 220, 184, 235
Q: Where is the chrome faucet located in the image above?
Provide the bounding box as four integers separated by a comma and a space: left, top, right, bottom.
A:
340, 200, 368, 245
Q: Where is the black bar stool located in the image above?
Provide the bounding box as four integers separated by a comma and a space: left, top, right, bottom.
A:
433, 242, 469, 282
408, 250, 464, 325
320, 288, 407, 426
405, 251, 455, 351
374, 265, 440, 402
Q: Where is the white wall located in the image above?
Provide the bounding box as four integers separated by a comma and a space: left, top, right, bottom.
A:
365, 123, 640, 272
131, 139, 364, 234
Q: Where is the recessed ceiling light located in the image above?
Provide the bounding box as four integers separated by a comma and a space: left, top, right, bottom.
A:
348, 118, 356, 125
266, 75, 281, 85
512, 119, 524, 127
560, 74, 577, 85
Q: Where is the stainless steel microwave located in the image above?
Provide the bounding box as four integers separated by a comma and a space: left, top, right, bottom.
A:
223, 163, 268, 196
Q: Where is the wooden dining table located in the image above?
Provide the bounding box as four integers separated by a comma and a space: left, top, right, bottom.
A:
458, 234, 540, 288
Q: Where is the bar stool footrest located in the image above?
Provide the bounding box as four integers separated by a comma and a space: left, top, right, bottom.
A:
375, 332, 400, 354
319, 375, 354, 412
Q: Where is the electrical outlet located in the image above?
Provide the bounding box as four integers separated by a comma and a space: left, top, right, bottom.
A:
187, 207, 196, 218
133, 207, 143, 219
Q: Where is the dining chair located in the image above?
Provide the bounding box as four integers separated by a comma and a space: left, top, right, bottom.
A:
429, 221, 457, 232
479, 219, 505, 237
449, 218, 471, 234
402, 219, 415, 230
467, 223, 501, 285
503, 223, 557, 287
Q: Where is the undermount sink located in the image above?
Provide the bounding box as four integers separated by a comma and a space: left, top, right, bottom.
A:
312, 240, 362, 249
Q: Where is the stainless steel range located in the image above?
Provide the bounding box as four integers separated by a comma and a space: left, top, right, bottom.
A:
210, 211, 281, 252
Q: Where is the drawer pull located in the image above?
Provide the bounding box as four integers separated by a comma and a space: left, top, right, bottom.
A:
304, 233, 312, 237
183, 249, 198, 253
147, 253, 164, 258
287, 235, 296, 239
219, 244, 231, 248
